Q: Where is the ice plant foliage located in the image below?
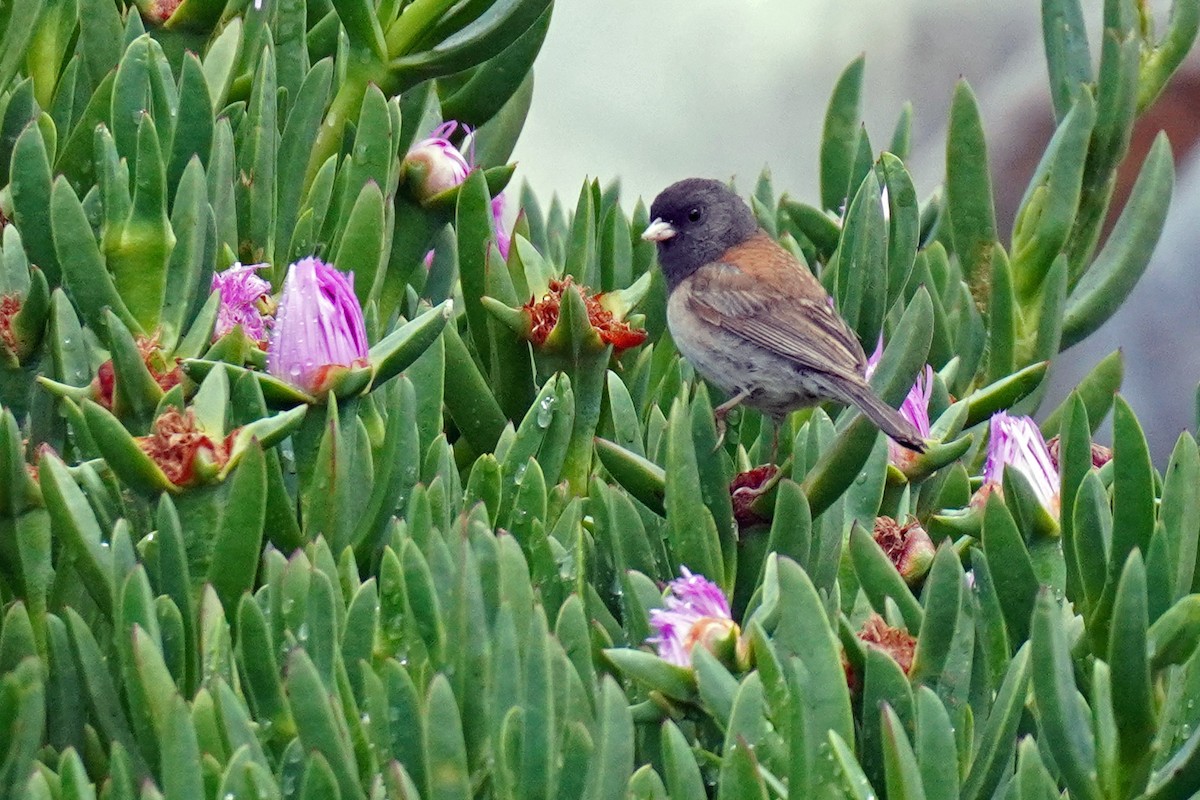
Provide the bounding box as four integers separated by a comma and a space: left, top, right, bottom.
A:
0, 0, 1195, 795
211, 262, 273, 343
648, 568, 737, 667
136, 408, 232, 487
866, 341, 932, 468
524, 277, 647, 349
267, 257, 369, 395
982, 411, 1060, 514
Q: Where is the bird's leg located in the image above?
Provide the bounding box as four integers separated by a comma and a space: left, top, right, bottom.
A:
769, 419, 781, 465
713, 389, 752, 451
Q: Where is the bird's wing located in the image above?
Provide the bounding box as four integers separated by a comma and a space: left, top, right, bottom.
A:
682, 235, 868, 382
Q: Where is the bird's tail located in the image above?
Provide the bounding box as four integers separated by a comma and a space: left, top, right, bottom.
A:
842, 380, 926, 453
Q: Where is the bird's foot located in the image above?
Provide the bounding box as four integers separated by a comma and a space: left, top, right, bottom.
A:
713, 414, 728, 452
712, 389, 752, 453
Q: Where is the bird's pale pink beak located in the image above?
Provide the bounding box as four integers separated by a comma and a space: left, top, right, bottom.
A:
641, 219, 676, 242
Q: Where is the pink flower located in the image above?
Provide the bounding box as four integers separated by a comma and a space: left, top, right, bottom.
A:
866, 341, 933, 470
492, 193, 510, 260
267, 257, 368, 395
405, 121, 472, 201
648, 568, 737, 667
211, 263, 272, 343
409, 121, 511, 262
981, 411, 1060, 515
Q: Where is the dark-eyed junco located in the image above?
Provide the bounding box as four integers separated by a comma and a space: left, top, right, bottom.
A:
641, 178, 925, 456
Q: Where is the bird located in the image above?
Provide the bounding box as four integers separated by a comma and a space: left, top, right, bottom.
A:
641, 177, 926, 459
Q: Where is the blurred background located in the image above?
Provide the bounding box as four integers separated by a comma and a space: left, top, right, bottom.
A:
510, 0, 1200, 462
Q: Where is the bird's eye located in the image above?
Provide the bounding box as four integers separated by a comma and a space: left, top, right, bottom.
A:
688, 207, 702, 222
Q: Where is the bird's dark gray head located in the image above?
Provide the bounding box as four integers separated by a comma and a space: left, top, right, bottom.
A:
642, 178, 760, 290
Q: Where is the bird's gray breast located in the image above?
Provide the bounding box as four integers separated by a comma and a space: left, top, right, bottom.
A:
667, 288, 841, 418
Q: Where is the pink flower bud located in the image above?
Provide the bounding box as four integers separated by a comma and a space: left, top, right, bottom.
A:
404, 121, 472, 202
267, 257, 368, 395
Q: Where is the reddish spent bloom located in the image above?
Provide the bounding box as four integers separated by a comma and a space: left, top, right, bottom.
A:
981, 411, 1060, 515
211, 262, 273, 343
150, 0, 182, 22
136, 408, 232, 487
872, 515, 936, 585
648, 567, 738, 668
91, 333, 182, 409
730, 464, 778, 528
137, 333, 183, 392
866, 341, 932, 467
1046, 435, 1113, 470
93, 361, 116, 408
26, 442, 58, 484
0, 293, 21, 354
858, 613, 917, 674
267, 257, 369, 395
524, 277, 647, 350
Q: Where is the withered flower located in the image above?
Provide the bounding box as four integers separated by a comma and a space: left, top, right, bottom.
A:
524, 277, 647, 350
1045, 435, 1112, 470
136, 408, 232, 487
872, 515, 936, 586
844, 613, 918, 692
730, 464, 778, 528
857, 614, 917, 674
0, 293, 21, 355
92, 332, 182, 410
148, 0, 183, 23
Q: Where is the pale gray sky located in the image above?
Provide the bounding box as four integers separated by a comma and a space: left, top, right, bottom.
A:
513, 0, 1048, 205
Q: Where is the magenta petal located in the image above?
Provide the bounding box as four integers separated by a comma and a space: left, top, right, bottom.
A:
267, 257, 368, 394
211, 262, 271, 342
492, 193, 511, 260
646, 566, 733, 667
405, 120, 473, 199
866, 339, 933, 465
983, 411, 1059, 513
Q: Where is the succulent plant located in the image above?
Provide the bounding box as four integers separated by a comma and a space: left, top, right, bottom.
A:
0, 0, 1195, 798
